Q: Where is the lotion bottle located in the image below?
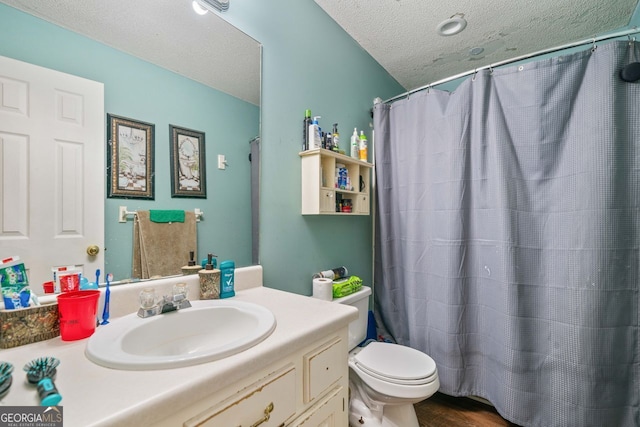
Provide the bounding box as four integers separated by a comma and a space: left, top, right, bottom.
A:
350, 128, 359, 158
309, 116, 322, 149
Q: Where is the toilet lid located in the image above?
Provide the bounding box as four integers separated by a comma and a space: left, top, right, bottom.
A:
353, 342, 437, 383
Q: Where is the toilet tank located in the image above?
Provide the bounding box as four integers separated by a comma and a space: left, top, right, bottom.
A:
333, 286, 372, 350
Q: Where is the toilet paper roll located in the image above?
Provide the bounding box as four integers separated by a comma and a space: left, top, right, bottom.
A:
312, 277, 333, 301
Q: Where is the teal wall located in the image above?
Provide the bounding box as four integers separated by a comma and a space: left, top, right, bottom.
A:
2, 0, 636, 296
0, 3, 259, 281
221, 0, 404, 295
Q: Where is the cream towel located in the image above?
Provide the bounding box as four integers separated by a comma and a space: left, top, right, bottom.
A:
132, 211, 197, 279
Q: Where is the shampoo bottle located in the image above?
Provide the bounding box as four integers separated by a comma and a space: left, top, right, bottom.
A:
309, 116, 322, 149
350, 128, 359, 158
332, 123, 340, 152
359, 130, 368, 162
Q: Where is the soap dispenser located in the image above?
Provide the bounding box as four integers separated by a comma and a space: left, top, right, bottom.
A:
181, 251, 201, 276
198, 253, 220, 299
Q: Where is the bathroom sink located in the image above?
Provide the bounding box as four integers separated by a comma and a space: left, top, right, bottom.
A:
85, 299, 276, 370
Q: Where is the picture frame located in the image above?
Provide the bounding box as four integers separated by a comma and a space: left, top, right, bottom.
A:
170, 125, 207, 198
107, 114, 155, 199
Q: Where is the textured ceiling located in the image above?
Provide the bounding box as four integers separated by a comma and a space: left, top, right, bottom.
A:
3, 0, 638, 103
315, 0, 639, 92
0, 0, 261, 105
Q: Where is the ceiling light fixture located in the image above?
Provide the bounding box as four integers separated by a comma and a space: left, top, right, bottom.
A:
192, 0, 230, 14
469, 47, 484, 56
192, 1, 208, 15
436, 13, 467, 37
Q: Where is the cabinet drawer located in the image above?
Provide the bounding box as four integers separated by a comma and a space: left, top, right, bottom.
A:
185, 364, 296, 427
303, 338, 343, 403
288, 386, 346, 427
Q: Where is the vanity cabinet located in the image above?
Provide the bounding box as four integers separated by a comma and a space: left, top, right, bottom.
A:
159, 328, 350, 427
300, 148, 372, 215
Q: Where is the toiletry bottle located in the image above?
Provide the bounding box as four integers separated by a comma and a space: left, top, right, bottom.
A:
350, 128, 359, 158
181, 251, 201, 275
309, 116, 322, 149
219, 260, 235, 298
332, 123, 340, 152
359, 130, 368, 161
303, 109, 311, 151
198, 253, 220, 299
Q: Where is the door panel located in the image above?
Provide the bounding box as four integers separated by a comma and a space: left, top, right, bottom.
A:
0, 55, 104, 290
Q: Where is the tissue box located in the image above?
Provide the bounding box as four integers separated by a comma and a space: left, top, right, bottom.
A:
0, 303, 59, 349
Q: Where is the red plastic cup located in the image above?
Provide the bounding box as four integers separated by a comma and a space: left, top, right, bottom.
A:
57, 290, 100, 341
42, 281, 55, 294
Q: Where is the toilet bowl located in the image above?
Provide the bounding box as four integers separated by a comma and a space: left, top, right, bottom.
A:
332, 287, 439, 427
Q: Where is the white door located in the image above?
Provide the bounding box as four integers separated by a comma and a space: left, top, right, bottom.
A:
0, 55, 104, 291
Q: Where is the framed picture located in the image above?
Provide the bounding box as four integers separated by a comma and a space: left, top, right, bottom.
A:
170, 125, 207, 198
107, 114, 155, 199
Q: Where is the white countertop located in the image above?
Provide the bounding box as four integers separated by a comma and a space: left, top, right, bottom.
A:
0, 283, 357, 426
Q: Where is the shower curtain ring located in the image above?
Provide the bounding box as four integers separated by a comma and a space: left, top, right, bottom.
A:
591, 37, 597, 53
489, 64, 494, 75
472, 69, 477, 81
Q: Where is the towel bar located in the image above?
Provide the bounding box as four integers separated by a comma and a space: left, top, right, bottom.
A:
118, 206, 203, 223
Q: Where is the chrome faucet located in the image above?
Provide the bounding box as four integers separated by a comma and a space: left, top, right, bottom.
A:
137, 286, 192, 318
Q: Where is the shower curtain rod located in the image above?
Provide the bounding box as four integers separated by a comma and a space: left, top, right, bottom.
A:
381, 26, 640, 105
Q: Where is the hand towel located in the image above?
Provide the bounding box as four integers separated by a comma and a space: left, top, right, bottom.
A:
132, 211, 196, 279
149, 210, 185, 223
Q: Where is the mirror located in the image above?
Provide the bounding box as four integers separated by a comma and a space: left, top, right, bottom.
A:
0, 0, 261, 291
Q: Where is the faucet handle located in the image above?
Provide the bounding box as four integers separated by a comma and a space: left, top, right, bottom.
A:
139, 288, 156, 309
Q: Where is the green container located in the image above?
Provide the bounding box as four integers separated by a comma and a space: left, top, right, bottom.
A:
220, 260, 235, 299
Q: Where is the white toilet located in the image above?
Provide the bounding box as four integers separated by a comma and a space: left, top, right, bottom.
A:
334, 286, 439, 427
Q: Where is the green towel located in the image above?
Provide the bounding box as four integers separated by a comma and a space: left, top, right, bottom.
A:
333, 275, 363, 298
149, 210, 185, 223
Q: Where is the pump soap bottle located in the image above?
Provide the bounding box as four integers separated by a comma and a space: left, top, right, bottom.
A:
198, 253, 220, 299
181, 251, 201, 276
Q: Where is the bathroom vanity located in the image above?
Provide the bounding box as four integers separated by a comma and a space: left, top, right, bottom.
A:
0, 267, 358, 426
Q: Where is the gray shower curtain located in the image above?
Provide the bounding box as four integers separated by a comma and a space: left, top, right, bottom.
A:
373, 40, 639, 427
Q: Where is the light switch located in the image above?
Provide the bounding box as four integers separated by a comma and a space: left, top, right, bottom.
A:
218, 154, 227, 170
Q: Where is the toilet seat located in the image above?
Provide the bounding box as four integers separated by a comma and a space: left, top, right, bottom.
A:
351, 342, 437, 386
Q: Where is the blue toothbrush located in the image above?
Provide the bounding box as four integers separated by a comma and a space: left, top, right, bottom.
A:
100, 273, 111, 325
94, 269, 101, 289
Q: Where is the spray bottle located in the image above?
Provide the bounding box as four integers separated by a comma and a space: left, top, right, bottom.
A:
350, 128, 359, 158
308, 116, 322, 149
332, 123, 340, 152
359, 130, 368, 161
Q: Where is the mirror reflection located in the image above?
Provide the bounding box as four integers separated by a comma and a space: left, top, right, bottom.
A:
0, 0, 261, 294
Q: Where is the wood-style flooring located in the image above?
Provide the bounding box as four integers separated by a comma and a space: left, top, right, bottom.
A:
415, 393, 522, 427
